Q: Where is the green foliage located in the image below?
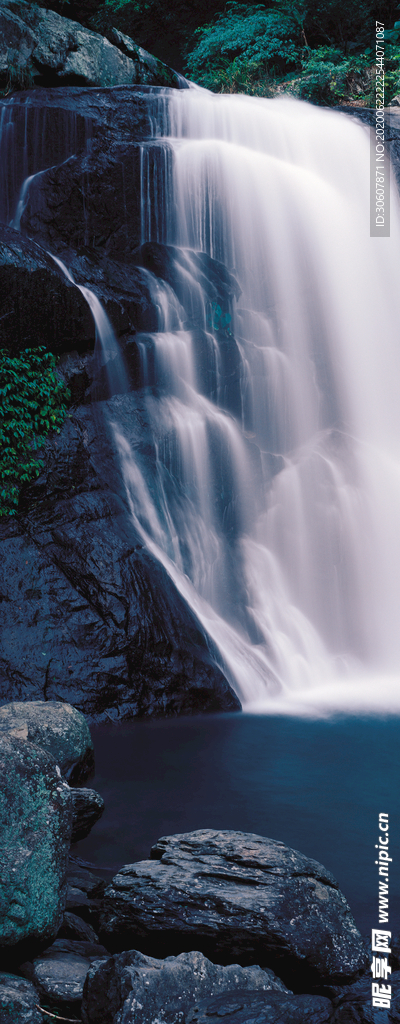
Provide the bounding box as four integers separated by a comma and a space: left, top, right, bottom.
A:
32, 0, 400, 104
292, 46, 371, 104
380, 42, 400, 104
385, 21, 400, 45
0, 347, 69, 516
184, 3, 301, 92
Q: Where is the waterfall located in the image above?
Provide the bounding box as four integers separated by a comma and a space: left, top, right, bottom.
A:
115, 90, 400, 715
3, 84, 400, 716
0, 92, 87, 224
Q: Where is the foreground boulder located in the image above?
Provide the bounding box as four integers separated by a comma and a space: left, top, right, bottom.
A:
187, 990, 333, 1024
99, 830, 368, 990
0, 735, 72, 953
81, 949, 287, 1024
0, 0, 180, 91
0, 972, 44, 1024
0, 700, 94, 782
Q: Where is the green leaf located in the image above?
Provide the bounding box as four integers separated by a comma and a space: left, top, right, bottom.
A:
0, 346, 69, 516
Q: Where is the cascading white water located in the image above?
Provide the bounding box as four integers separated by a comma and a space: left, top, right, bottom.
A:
4, 87, 400, 714
49, 253, 128, 396
114, 91, 400, 715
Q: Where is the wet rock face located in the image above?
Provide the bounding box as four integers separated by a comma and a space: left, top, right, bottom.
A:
81, 949, 288, 1024
20, 144, 144, 257
99, 830, 368, 990
0, 735, 72, 951
0, 0, 180, 90
0, 700, 94, 782
70, 787, 105, 842
0, 226, 94, 355
0, 403, 240, 721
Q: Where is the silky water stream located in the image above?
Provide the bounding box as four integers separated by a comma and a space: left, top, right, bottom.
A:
114, 91, 400, 716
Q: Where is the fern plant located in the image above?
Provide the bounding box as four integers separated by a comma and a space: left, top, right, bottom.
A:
0, 347, 69, 516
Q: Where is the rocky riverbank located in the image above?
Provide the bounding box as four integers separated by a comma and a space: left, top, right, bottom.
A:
1, 700, 399, 1023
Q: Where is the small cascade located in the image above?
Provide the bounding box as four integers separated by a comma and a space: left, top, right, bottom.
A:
0, 92, 88, 225
12, 171, 41, 231
49, 254, 128, 396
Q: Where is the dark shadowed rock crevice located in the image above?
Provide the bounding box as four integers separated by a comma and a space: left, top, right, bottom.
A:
70, 787, 105, 842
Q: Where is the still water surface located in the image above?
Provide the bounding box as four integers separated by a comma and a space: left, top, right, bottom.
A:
74, 713, 400, 936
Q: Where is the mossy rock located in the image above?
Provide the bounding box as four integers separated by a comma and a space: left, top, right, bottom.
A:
0, 701, 94, 783
0, 735, 72, 950
0, 972, 43, 1023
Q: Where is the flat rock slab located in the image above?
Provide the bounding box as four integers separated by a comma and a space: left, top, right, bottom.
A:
0, 972, 43, 1024
99, 830, 368, 989
21, 938, 108, 1005
0, 736, 72, 951
0, 700, 94, 782
81, 948, 287, 1024
187, 990, 333, 1024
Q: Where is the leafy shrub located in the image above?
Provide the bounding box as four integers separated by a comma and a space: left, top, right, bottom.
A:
382, 42, 400, 104
290, 43, 400, 106
292, 46, 371, 104
0, 347, 69, 516
184, 3, 301, 92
